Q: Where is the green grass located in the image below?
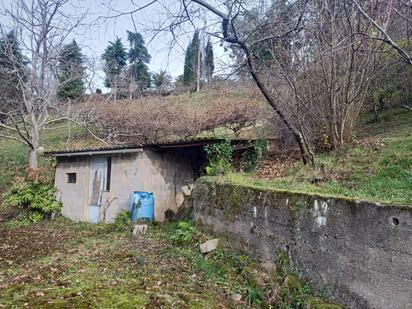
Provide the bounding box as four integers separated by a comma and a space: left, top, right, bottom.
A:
0, 123, 101, 191
222, 108, 412, 205
0, 219, 341, 308
0, 219, 219, 308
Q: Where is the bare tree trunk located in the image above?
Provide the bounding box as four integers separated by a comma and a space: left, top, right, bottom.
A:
29, 148, 38, 168
190, 0, 315, 165
196, 32, 201, 92
130, 68, 134, 99
114, 77, 118, 102
0, 0, 86, 171
29, 116, 39, 168
240, 40, 315, 165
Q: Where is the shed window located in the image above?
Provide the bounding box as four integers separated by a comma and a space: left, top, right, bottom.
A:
67, 173, 77, 184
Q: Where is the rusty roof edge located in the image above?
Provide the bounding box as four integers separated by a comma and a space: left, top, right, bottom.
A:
49, 148, 144, 157
44, 138, 245, 156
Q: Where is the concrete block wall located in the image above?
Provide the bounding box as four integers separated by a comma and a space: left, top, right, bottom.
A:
55, 156, 90, 221
193, 180, 412, 309
55, 148, 198, 223
104, 149, 196, 222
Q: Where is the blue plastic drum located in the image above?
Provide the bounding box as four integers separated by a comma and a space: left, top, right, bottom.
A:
130, 191, 154, 221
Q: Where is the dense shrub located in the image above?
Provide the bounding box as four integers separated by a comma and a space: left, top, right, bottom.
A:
204, 140, 233, 175
2, 178, 62, 225
170, 221, 197, 244
79, 89, 265, 144
240, 138, 268, 172
113, 210, 132, 232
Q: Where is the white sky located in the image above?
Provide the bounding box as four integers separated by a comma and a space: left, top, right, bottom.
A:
0, 0, 233, 91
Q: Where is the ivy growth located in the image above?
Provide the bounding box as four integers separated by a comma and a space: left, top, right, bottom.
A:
240, 138, 268, 172
204, 140, 233, 175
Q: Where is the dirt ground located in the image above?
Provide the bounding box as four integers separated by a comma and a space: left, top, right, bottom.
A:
0, 211, 342, 309
0, 217, 233, 308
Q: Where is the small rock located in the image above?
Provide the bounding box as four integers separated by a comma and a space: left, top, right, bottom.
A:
199, 239, 219, 254
132, 224, 148, 236
175, 192, 185, 207
261, 262, 276, 274
231, 293, 242, 303
181, 184, 193, 196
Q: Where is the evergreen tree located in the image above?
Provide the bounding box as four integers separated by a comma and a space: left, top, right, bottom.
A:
127, 31, 151, 92
0, 30, 24, 68
102, 38, 127, 100
183, 43, 194, 85
183, 30, 200, 86
57, 39, 85, 100
204, 38, 214, 83
0, 30, 25, 121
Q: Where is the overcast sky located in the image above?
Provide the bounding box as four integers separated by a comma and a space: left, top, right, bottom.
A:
0, 0, 232, 91
69, 0, 230, 90
77, 0, 193, 77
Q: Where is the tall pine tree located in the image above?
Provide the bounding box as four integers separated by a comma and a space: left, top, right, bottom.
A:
183, 30, 200, 87
127, 31, 151, 93
183, 43, 194, 86
204, 38, 214, 83
57, 39, 85, 100
102, 38, 127, 101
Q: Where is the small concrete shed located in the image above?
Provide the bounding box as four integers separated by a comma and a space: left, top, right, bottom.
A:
48, 140, 218, 223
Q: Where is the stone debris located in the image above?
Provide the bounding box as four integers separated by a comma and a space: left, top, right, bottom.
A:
132, 224, 148, 236
231, 293, 242, 303
181, 184, 194, 196
199, 239, 219, 254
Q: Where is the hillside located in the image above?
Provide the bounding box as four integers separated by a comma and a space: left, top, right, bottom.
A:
0, 124, 103, 191
224, 108, 412, 205
1, 98, 411, 206
0, 89, 267, 191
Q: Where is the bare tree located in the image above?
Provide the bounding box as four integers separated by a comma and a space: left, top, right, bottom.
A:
0, 0, 86, 168
175, 0, 316, 165
145, 0, 383, 160
260, 0, 380, 150
351, 0, 412, 65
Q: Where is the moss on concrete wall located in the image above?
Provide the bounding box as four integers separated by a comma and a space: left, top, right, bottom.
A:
193, 177, 412, 309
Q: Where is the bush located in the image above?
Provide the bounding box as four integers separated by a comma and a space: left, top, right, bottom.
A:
113, 210, 132, 232
2, 178, 62, 225
170, 221, 197, 244
204, 140, 233, 175
240, 138, 268, 172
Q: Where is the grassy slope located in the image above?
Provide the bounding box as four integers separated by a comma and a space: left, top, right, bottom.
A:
1, 102, 410, 204
0, 123, 103, 190
225, 108, 412, 205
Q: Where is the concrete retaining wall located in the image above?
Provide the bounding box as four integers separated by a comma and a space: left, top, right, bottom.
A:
193, 179, 412, 309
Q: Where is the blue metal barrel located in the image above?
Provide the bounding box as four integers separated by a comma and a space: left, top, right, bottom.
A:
130, 191, 154, 221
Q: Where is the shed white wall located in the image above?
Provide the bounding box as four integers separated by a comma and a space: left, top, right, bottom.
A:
55, 156, 90, 221
54, 148, 197, 223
